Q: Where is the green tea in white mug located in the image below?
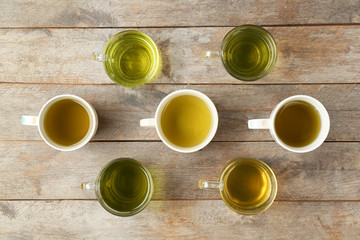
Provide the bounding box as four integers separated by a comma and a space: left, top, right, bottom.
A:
44, 99, 90, 146
160, 95, 212, 147
274, 100, 321, 147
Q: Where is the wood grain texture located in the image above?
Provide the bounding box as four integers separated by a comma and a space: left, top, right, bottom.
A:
0, 141, 359, 200
0, 200, 359, 240
1, 26, 360, 84
1, 0, 360, 27
2, 84, 359, 141
2, 0, 360, 238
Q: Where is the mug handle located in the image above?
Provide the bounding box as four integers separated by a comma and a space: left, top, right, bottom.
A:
198, 180, 224, 191
201, 51, 220, 60
248, 119, 271, 129
140, 118, 156, 127
22, 115, 39, 126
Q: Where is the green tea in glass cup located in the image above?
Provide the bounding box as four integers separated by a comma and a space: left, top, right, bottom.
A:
94, 30, 161, 87
81, 158, 154, 217
199, 158, 277, 215
202, 25, 277, 81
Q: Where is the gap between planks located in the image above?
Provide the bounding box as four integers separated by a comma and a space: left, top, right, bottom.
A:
0, 23, 360, 30
1, 140, 360, 143
0, 82, 359, 86
0, 199, 359, 202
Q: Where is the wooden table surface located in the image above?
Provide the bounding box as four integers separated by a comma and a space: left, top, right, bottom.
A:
1, 1, 360, 239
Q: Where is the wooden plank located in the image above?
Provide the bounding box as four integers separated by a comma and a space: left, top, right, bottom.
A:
1, 84, 359, 141
0, 200, 359, 239
1, 0, 360, 27
0, 142, 359, 200
1, 26, 360, 84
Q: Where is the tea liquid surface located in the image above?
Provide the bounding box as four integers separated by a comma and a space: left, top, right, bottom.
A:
99, 159, 149, 212
105, 34, 157, 85
222, 31, 271, 78
224, 161, 271, 209
44, 99, 89, 146
274, 100, 321, 147
161, 95, 212, 147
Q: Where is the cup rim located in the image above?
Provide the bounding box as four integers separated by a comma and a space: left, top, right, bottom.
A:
220, 25, 277, 81
38, 94, 98, 151
154, 89, 219, 153
269, 95, 330, 153
95, 158, 154, 217
219, 158, 277, 215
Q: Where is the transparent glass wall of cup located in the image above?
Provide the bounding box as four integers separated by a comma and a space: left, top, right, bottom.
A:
140, 89, 218, 153
81, 158, 154, 217
202, 25, 277, 81
199, 158, 277, 215
21, 94, 98, 151
248, 95, 330, 153
94, 30, 161, 87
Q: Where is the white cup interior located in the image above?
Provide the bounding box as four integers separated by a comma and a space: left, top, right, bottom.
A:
269, 95, 330, 153
154, 89, 218, 153
38, 95, 98, 151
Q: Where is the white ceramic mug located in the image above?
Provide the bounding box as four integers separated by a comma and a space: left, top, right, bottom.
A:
22, 94, 98, 151
140, 89, 218, 153
248, 95, 330, 153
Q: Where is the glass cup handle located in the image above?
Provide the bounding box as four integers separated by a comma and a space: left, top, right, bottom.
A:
201, 51, 220, 60
248, 119, 271, 129
93, 53, 107, 62
81, 181, 95, 191
199, 180, 224, 191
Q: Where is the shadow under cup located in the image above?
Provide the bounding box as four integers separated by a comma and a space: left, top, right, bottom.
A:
221, 25, 277, 81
